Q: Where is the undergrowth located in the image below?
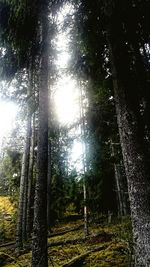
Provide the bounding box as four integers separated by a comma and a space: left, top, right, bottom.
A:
0, 206, 132, 267
0, 196, 16, 242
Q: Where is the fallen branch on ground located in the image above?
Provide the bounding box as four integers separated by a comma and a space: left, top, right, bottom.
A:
62, 244, 108, 267
0, 241, 15, 248
48, 224, 84, 238
48, 231, 112, 247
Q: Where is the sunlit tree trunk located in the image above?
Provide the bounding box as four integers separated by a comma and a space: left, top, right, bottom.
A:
31, 6, 49, 267
79, 82, 89, 237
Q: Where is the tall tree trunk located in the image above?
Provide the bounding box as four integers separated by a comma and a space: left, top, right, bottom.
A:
26, 114, 35, 239
111, 142, 128, 217
22, 115, 32, 242
16, 114, 31, 250
31, 8, 49, 267
108, 38, 150, 266
114, 163, 128, 217
47, 139, 51, 230
79, 83, 89, 237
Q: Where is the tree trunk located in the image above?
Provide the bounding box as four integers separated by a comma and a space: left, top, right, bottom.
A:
16, 114, 31, 250
115, 164, 128, 217
114, 163, 123, 217
26, 114, 35, 239
111, 141, 127, 217
31, 8, 49, 267
108, 38, 150, 266
22, 115, 32, 242
79, 82, 89, 237
47, 139, 51, 230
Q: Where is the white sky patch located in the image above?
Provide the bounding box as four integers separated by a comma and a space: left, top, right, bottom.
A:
56, 50, 70, 68
54, 4, 84, 172
55, 30, 71, 68
57, 3, 74, 25
0, 101, 18, 147
70, 140, 84, 173
54, 76, 80, 125
55, 4, 74, 69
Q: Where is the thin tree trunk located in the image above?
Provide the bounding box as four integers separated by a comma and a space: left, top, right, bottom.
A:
114, 163, 123, 217
26, 114, 35, 239
16, 114, 31, 250
79, 82, 89, 237
31, 8, 49, 267
108, 38, 150, 266
22, 115, 32, 242
47, 139, 51, 230
111, 141, 124, 217
114, 163, 128, 217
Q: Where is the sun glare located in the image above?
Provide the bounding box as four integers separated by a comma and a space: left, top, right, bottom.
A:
54, 76, 80, 125
0, 101, 18, 146
53, 4, 84, 171
70, 140, 84, 172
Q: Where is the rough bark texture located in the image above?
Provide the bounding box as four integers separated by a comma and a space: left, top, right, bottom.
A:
31, 8, 49, 267
16, 115, 31, 250
114, 86, 150, 266
109, 38, 150, 266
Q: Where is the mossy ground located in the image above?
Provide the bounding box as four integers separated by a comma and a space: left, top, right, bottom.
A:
0, 201, 132, 266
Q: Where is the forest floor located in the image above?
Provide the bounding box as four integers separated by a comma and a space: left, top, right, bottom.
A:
0, 196, 133, 267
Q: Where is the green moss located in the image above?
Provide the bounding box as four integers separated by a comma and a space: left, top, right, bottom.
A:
1, 251, 31, 267
48, 243, 87, 266
1, 217, 131, 267
84, 241, 129, 267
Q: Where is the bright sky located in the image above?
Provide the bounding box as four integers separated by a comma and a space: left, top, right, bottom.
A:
0, 3, 84, 173
54, 4, 84, 173
54, 76, 80, 125
71, 141, 84, 173
0, 100, 18, 148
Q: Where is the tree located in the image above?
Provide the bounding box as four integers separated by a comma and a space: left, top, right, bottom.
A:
31, 3, 49, 266
26, 114, 36, 239
0, 0, 50, 263
16, 110, 31, 249
73, 0, 150, 265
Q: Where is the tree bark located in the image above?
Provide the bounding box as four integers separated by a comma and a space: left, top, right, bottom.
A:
31, 7, 49, 267
16, 113, 31, 250
108, 37, 150, 266
47, 139, 51, 230
26, 114, 35, 239
79, 82, 89, 237
22, 115, 32, 242
113, 160, 128, 217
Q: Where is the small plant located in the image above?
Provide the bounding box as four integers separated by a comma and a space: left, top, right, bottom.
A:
0, 208, 6, 242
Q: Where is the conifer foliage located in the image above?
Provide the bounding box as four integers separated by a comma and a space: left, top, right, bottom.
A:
0, 1, 150, 266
